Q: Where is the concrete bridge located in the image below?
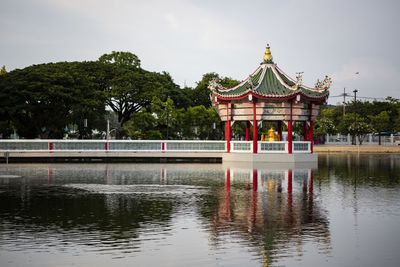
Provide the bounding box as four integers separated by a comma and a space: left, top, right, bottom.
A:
0, 140, 315, 163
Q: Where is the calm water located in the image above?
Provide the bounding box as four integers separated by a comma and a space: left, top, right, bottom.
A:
0, 154, 399, 266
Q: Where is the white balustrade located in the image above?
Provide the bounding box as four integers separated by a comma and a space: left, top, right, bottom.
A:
231, 141, 252, 152
292, 141, 311, 153
258, 141, 288, 153
165, 140, 226, 152
0, 140, 315, 153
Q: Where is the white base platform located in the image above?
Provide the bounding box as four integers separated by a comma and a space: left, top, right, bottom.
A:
223, 152, 317, 163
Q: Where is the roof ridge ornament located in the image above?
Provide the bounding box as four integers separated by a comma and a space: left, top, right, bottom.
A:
208, 77, 225, 91
248, 75, 254, 89
263, 44, 273, 63
295, 72, 303, 88
315, 75, 332, 89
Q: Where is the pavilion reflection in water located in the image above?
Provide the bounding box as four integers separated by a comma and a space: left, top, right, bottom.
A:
210, 163, 331, 265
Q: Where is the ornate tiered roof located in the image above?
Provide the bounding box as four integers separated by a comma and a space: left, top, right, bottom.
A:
209, 45, 330, 102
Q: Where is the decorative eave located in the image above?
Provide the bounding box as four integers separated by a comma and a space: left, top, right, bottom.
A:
209, 46, 331, 103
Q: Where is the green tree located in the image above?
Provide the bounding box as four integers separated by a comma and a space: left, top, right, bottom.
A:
99, 52, 181, 133
0, 66, 6, 75
395, 108, 400, 133
181, 105, 222, 140
188, 73, 240, 107
151, 96, 182, 140
314, 117, 336, 137
369, 111, 391, 145
123, 108, 161, 139
337, 113, 371, 144
0, 61, 107, 138
99, 51, 146, 128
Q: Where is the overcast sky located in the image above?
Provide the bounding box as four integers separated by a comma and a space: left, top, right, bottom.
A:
1, 0, 399, 104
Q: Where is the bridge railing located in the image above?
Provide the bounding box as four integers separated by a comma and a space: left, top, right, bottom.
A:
0, 140, 227, 152
0, 140, 312, 153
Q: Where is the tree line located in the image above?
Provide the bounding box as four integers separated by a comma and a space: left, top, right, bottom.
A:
314, 98, 400, 144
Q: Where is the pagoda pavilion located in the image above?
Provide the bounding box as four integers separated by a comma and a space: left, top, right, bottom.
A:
209, 45, 330, 160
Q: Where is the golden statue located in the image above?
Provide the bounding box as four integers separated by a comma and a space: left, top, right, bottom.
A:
267, 126, 278, 141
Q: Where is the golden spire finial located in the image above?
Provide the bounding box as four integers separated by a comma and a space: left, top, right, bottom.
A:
263, 44, 273, 62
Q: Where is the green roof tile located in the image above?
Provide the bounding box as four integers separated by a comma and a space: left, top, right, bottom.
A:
211, 64, 328, 100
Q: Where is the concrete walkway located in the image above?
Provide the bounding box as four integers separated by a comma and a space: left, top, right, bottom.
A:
314, 144, 400, 153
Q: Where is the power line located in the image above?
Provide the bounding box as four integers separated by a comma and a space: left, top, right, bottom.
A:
329, 95, 399, 101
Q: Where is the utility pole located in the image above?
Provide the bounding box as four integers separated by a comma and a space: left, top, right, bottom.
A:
343, 88, 346, 115
353, 89, 358, 145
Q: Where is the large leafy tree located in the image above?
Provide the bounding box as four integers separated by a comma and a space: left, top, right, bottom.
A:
68, 61, 110, 138
99, 52, 182, 130
99, 51, 145, 127
0, 65, 12, 137
0, 61, 107, 138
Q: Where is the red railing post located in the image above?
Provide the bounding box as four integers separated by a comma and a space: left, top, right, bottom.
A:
308, 121, 313, 153
288, 102, 293, 154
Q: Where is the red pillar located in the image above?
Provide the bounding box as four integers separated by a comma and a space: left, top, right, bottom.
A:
252, 169, 258, 191
246, 121, 250, 141
48, 168, 52, 184
253, 102, 258, 154
161, 168, 165, 184
225, 168, 231, 219
251, 170, 258, 231
225, 121, 231, 153
288, 102, 293, 154
288, 169, 292, 194
303, 121, 308, 141
308, 121, 313, 153
226, 103, 231, 153
288, 120, 293, 154
277, 121, 282, 141
287, 169, 293, 222
226, 168, 231, 190
309, 170, 314, 211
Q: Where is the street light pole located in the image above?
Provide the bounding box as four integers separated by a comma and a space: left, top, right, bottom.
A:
343, 88, 346, 116
353, 89, 358, 145
106, 119, 110, 140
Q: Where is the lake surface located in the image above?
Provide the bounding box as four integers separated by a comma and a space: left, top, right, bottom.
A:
0, 154, 399, 266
